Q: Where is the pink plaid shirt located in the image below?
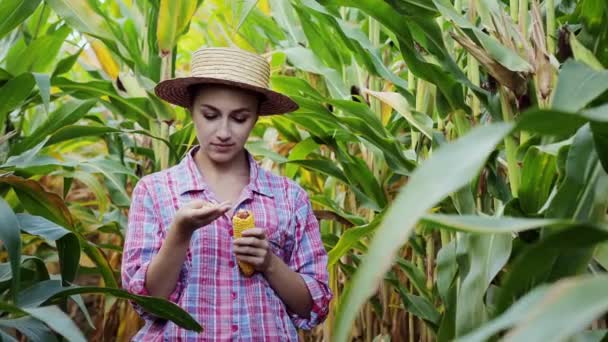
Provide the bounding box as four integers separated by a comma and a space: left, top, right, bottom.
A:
121, 146, 332, 341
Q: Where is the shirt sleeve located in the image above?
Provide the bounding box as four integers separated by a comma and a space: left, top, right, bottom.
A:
286, 188, 333, 330
121, 178, 189, 320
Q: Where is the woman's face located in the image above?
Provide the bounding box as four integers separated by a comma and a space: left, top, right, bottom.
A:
191, 85, 259, 164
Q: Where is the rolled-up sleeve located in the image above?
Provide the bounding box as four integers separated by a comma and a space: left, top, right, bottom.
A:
121, 178, 189, 320
287, 189, 333, 330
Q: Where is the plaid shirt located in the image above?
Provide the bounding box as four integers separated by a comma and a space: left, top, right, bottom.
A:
121, 146, 332, 341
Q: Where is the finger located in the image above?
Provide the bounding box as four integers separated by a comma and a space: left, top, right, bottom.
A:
192, 202, 229, 217
241, 228, 265, 239
186, 199, 207, 209
233, 236, 265, 248
235, 254, 263, 265
233, 245, 264, 257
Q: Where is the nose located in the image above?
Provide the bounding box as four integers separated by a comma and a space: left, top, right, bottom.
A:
216, 118, 231, 141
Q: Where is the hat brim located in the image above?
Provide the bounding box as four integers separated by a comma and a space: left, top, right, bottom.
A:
154, 77, 299, 115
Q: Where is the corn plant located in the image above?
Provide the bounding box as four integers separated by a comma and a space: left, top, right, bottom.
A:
1, 0, 607, 341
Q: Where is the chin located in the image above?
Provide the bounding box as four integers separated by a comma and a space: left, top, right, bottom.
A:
206, 149, 238, 164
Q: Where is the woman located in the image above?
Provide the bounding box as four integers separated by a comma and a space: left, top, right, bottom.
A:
121, 47, 332, 341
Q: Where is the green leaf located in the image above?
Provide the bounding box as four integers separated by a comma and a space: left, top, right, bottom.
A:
327, 219, 380, 266
6, 25, 71, 75
0, 317, 56, 342
52, 77, 152, 126
0, 0, 42, 39
0, 302, 85, 342
552, 60, 608, 112
79, 158, 136, 209
283, 46, 348, 99
0, 175, 73, 229
334, 17, 410, 93
568, 330, 608, 342
16, 280, 202, 332
268, 0, 303, 44
46, 125, 121, 146
0, 198, 21, 304
332, 123, 513, 342
459, 274, 608, 342
0, 73, 35, 129
364, 90, 433, 139
395, 257, 431, 300
22, 306, 86, 342
495, 224, 608, 315
156, 0, 199, 55
546, 125, 608, 221
386, 0, 438, 18
519, 147, 557, 215
11, 99, 97, 156
436, 240, 457, 302
596, 242, 608, 270
387, 276, 440, 325
591, 121, 608, 173
421, 214, 568, 234
232, 0, 259, 31
270, 76, 326, 102
570, 32, 605, 70
328, 0, 468, 111
329, 99, 416, 174
0, 329, 18, 342
44, 0, 114, 41
32, 73, 50, 114
285, 138, 319, 179
52, 47, 83, 77
456, 233, 512, 335
285, 159, 349, 184
17, 214, 80, 284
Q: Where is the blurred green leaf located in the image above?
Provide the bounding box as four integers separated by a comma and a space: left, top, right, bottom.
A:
0, 198, 21, 304
332, 123, 513, 342
15, 280, 202, 332
6, 25, 71, 75
0, 0, 42, 39
0, 317, 56, 342
0, 303, 85, 342
519, 147, 557, 215
0, 73, 35, 129
11, 100, 97, 156
44, 0, 114, 41
460, 274, 608, 342
552, 60, 608, 112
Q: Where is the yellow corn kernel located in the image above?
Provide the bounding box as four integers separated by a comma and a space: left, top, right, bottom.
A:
232, 209, 255, 277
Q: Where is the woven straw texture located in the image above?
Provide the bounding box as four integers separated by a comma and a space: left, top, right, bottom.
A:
154, 47, 298, 115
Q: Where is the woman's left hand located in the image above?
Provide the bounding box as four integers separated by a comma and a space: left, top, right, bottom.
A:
232, 228, 275, 272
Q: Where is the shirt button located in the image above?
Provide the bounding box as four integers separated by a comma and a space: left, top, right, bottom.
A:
229, 261, 235, 268
229, 229, 233, 236
231, 291, 237, 300
232, 324, 238, 332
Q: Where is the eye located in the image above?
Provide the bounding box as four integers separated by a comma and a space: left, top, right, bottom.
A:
202, 111, 218, 120
232, 116, 248, 123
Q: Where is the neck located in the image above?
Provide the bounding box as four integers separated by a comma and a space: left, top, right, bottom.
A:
194, 147, 249, 181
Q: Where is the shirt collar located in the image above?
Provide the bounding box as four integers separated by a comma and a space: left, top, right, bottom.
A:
177, 145, 274, 198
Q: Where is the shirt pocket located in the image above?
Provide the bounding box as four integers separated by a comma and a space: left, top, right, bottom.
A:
251, 201, 287, 261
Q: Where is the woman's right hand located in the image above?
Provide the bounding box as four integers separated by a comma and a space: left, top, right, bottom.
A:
173, 199, 232, 238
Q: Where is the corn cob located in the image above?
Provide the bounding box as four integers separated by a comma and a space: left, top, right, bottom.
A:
232, 209, 256, 277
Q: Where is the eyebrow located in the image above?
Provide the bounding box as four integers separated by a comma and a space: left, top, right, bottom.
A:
200, 104, 253, 114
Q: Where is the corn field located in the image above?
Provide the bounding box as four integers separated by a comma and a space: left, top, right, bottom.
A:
1, 0, 608, 341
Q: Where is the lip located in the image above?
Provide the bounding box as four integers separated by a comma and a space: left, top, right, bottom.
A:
211, 143, 234, 151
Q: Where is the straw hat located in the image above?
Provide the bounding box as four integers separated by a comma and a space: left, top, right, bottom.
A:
154, 47, 299, 115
